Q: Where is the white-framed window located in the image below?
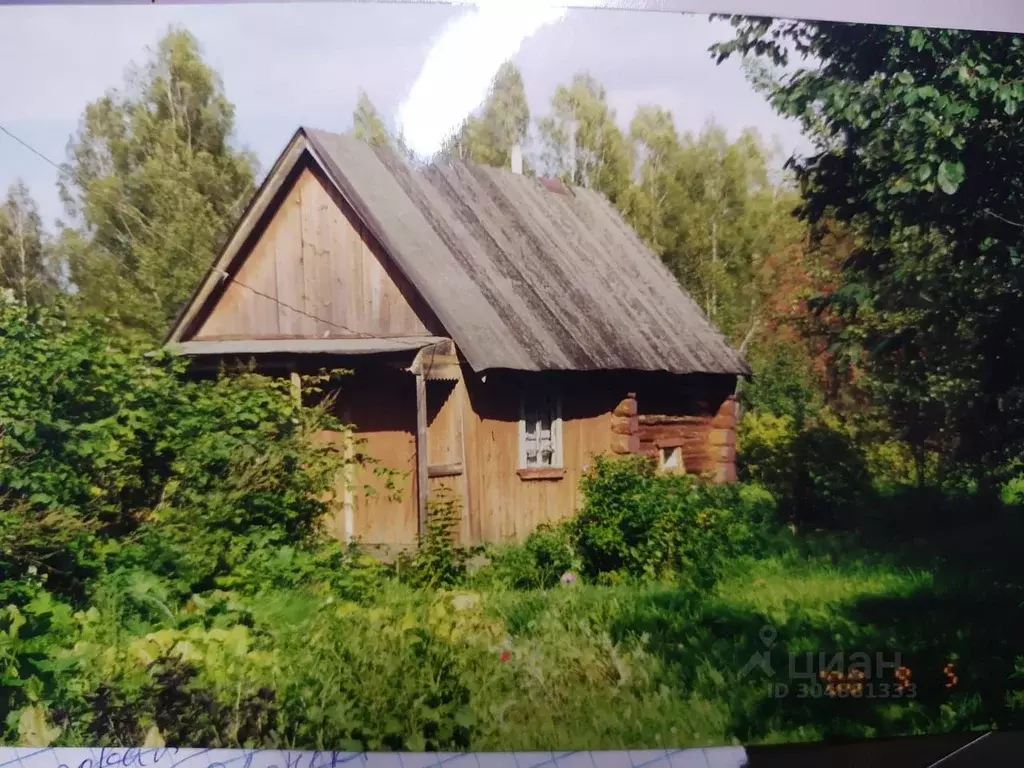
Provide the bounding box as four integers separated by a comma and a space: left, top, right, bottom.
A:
518, 393, 563, 469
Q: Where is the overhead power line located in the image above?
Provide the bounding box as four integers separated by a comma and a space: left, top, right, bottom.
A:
0, 123, 370, 339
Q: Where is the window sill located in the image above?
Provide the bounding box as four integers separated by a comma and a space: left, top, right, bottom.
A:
517, 467, 566, 481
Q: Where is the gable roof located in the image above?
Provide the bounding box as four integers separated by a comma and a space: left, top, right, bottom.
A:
167, 127, 750, 377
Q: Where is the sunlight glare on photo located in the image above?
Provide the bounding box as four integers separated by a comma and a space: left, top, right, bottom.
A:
397, 0, 567, 159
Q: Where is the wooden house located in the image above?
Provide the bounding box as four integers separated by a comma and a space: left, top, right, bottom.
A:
165, 127, 751, 550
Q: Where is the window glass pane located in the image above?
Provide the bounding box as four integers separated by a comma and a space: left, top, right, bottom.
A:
662, 447, 681, 468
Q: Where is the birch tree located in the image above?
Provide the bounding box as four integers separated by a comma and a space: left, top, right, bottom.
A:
352, 91, 392, 148
441, 62, 531, 170
59, 26, 257, 339
0, 182, 60, 307
538, 73, 632, 204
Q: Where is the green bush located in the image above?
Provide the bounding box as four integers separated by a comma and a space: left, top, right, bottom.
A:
522, 522, 581, 587
477, 521, 581, 590
0, 301, 355, 603
738, 410, 872, 529
397, 488, 471, 590
574, 455, 661, 577
468, 458, 774, 592
573, 455, 774, 587
862, 436, 937, 491
736, 411, 798, 500
0, 591, 82, 742
791, 424, 872, 528
213, 541, 388, 603
1002, 475, 1024, 506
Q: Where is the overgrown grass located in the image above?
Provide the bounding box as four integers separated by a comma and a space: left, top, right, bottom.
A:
8, 447, 1024, 751
9, 535, 1013, 750
715, 554, 933, 625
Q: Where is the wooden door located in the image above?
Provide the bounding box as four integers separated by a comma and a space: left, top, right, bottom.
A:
425, 377, 470, 544
333, 368, 419, 551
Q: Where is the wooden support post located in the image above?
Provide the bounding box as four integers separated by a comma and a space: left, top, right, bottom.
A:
415, 371, 429, 538
456, 378, 470, 546
289, 369, 302, 406
342, 405, 355, 544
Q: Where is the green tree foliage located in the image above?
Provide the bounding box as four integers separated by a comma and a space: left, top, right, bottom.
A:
59, 27, 257, 340
672, 125, 800, 338
714, 19, 1024, 486
538, 73, 632, 203
619, 110, 805, 342
351, 91, 420, 163
740, 338, 822, 424
351, 90, 392, 148
442, 62, 530, 169
738, 409, 871, 528
618, 106, 683, 251
0, 182, 61, 307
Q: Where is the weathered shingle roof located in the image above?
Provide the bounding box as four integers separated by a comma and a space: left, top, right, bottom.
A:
302, 129, 749, 376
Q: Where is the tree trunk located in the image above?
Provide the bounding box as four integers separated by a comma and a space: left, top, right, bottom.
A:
710, 217, 718, 319
13, 205, 27, 306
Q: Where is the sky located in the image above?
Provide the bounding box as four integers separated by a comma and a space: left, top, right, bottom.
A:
0, 2, 812, 229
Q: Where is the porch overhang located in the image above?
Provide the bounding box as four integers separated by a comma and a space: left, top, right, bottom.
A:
164, 336, 457, 376
169, 336, 451, 358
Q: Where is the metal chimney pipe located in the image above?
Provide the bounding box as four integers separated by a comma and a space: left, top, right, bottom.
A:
511, 143, 523, 175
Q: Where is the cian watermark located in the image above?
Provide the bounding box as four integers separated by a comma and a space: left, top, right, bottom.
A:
739, 625, 919, 700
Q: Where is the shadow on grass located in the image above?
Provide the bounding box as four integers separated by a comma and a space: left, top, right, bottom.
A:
603, 498, 1024, 748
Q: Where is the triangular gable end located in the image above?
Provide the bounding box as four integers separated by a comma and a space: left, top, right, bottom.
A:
166, 130, 444, 345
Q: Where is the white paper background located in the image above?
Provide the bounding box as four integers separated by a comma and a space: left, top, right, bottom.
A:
0, 748, 751, 768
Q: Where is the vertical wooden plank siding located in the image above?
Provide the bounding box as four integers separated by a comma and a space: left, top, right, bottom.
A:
341, 404, 356, 543
316, 369, 740, 549
456, 371, 739, 545
455, 379, 470, 545
461, 373, 618, 544
329, 368, 418, 549
426, 382, 460, 467
456, 377, 477, 544
195, 166, 436, 341
424, 378, 470, 543
197, 204, 283, 338
300, 173, 335, 337
273, 186, 309, 337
